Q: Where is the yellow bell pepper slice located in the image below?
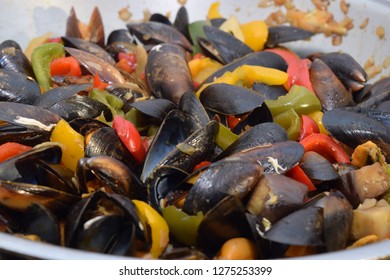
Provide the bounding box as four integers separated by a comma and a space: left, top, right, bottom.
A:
207, 1, 222, 20
132, 200, 169, 258
50, 119, 84, 172
240, 20, 269, 51
219, 16, 245, 42
196, 65, 288, 98
188, 57, 223, 84
307, 111, 329, 135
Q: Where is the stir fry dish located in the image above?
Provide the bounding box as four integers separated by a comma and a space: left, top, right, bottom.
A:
0, 1, 389, 260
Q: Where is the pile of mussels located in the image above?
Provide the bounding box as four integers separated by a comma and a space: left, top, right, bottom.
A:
0, 5, 389, 259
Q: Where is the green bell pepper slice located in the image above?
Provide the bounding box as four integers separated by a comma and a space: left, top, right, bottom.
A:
161, 205, 204, 246
31, 43, 65, 92
273, 108, 301, 141
265, 84, 322, 117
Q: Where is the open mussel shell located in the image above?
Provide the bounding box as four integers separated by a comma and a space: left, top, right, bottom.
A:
148, 165, 190, 211
0, 143, 62, 182
0, 69, 40, 104
217, 122, 288, 159
141, 109, 200, 183
322, 107, 390, 159
127, 21, 192, 52
182, 157, 263, 215
145, 120, 219, 196
264, 190, 353, 253
145, 43, 194, 105
156, 121, 219, 174
65, 191, 146, 256
198, 25, 252, 64
66, 6, 105, 47
266, 26, 315, 48
76, 155, 145, 200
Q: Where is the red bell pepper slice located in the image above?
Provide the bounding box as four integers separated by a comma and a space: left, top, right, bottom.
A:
286, 165, 316, 191
227, 115, 241, 130
116, 52, 137, 74
193, 160, 212, 171
50, 56, 82, 76
112, 115, 146, 164
266, 48, 314, 93
298, 115, 320, 141
0, 142, 32, 163
93, 72, 109, 90
299, 133, 351, 164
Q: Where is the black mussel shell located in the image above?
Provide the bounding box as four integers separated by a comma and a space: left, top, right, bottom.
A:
266, 26, 314, 48
145, 43, 194, 105
182, 157, 263, 215
199, 25, 252, 64
21, 203, 60, 245
200, 83, 264, 116
127, 21, 192, 52
229, 141, 304, 174
218, 122, 288, 159
179, 91, 210, 128
0, 69, 40, 104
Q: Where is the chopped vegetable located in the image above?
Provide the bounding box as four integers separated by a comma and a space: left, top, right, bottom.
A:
299, 133, 351, 164
298, 115, 320, 141
161, 205, 203, 246
50, 119, 84, 172
0, 142, 32, 163
50, 56, 82, 77
240, 20, 268, 51
112, 115, 146, 164
350, 199, 390, 240
285, 165, 316, 191
31, 43, 65, 91
132, 199, 169, 258
265, 85, 322, 117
